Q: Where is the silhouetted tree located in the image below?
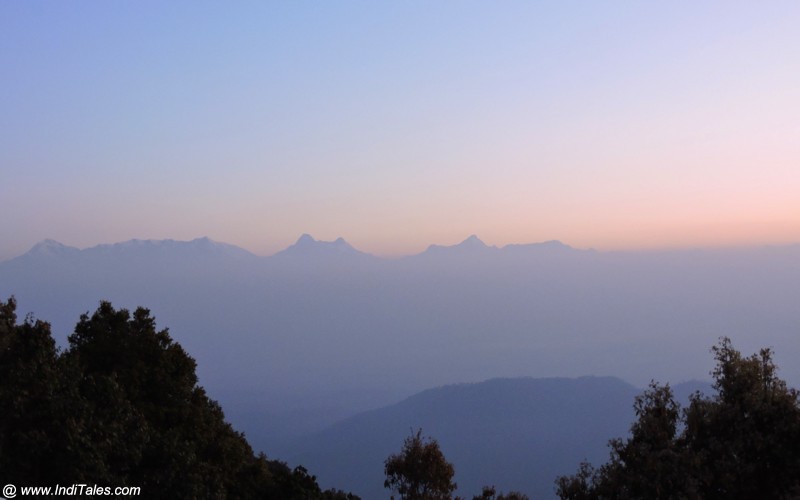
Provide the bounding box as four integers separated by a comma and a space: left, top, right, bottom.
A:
682, 338, 800, 498
384, 429, 457, 500
473, 485, 529, 500
554, 462, 596, 500
0, 297, 358, 499
557, 383, 690, 499
0, 297, 64, 483
556, 338, 800, 499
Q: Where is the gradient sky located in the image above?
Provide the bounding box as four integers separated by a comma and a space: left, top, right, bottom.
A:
2, 1, 799, 261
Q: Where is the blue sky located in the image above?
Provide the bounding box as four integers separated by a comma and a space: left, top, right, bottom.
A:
2, 2, 799, 260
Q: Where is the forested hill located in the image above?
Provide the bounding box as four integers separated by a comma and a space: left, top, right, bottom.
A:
277, 376, 710, 499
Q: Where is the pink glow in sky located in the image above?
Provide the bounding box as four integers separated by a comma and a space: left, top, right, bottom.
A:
1, 2, 799, 260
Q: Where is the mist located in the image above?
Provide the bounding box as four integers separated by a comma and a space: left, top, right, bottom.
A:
2, 236, 797, 443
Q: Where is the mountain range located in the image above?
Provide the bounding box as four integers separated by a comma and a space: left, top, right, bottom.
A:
1, 234, 798, 489
4, 233, 588, 263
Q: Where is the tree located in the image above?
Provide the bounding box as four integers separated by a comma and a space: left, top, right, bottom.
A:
61, 302, 253, 496
473, 485, 529, 500
0, 296, 64, 484
554, 462, 597, 500
556, 338, 800, 499
556, 383, 690, 499
384, 429, 457, 500
0, 297, 358, 499
682, 338, 800, 498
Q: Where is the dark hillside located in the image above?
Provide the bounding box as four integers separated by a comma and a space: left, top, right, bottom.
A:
280, 377, 644, 499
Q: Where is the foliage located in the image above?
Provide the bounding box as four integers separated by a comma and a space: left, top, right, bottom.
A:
385, 429, 458, 500
682, 339, 800, 498
473, 485, 529, 500
0, 297, 63, 484
556, 337, 800, 499
0, 297, 357, 499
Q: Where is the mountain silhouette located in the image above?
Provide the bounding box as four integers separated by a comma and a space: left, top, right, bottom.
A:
421, 234, 496, 256
277, 376, 712, 499
12, 237, 257, 264
272, 234, 373, 259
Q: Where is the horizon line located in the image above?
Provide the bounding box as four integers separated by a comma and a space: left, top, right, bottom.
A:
6, 234, 800, 262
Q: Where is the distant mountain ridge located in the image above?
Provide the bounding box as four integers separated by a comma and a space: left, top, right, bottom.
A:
9, 235, 800, 265
277, 376, 713, 499
422, 234, 497, 255
272, 234, 374, 260
8, 236, 256, 263
24, 239, 81, 257
6, 234, 583, 264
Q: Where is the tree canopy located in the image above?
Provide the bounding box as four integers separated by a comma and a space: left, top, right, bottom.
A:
472, 485, 529, 500
556, 337, 800, 499
384, 430, 529, 500
0, 297, 357, 499
384, 429, 458, 500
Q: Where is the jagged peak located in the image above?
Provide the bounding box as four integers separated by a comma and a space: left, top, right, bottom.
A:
501, 240, 576, 252
79, 237, 256, 260
26, 239, 79, 256
275, 234, 367, 258
423, 235, 495, 255
296, 233, 316, 245
458, 234, 487, 247
32, 238, 67, 249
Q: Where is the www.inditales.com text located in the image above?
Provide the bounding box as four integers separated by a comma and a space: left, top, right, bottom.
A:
3, 483, 140, 498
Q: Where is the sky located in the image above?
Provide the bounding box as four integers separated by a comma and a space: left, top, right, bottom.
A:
2, 1, 799, 261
